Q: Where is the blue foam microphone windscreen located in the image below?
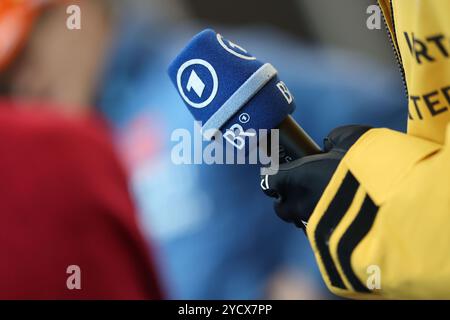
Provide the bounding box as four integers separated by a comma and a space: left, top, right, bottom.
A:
168, 29, 320, 160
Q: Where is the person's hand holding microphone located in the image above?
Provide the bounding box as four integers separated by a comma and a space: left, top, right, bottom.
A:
262, 125, 371, 229
168, 29, 371, 230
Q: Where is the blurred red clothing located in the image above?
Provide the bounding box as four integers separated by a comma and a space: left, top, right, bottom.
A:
0, 101, 162, 299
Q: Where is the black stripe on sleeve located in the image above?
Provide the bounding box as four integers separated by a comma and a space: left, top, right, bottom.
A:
337, 194, 379, 293
314, 172, 359, 289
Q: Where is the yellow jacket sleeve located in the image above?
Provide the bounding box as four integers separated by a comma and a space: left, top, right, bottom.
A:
306, 126, 448, 299
306, 0, 450, 299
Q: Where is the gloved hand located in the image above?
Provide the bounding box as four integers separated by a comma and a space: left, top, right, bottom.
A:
261, 125, 372, 229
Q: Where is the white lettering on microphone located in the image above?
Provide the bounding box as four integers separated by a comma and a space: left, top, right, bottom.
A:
276, 81, 293, 104
223, 124, 256, 150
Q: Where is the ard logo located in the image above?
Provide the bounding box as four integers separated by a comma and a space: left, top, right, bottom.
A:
177, 59, 219, 109
216, 33, 256, 60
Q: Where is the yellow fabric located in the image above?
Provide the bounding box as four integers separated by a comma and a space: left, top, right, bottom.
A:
393, 0, 450, 143
306, 0, 450, 299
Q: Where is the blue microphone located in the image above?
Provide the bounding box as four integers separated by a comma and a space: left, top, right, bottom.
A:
168, 29, 320, 162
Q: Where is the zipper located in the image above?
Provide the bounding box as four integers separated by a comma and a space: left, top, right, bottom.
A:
382, 0, 408, 99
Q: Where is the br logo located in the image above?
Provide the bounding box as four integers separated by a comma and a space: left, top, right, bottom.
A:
177, 59, 218, 109
216, 34, 256, 60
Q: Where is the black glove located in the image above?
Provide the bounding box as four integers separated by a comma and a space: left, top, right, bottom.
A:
261, 125, 372, 229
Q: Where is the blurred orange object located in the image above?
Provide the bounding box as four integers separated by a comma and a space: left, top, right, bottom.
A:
0, 0, 55, 72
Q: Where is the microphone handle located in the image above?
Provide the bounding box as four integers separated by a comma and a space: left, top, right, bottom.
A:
275, 115, 322, 163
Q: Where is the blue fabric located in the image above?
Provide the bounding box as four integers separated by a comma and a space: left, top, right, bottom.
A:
97, 18, 406, 299
201, 63, 278, 138
168, 29, 295, 138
